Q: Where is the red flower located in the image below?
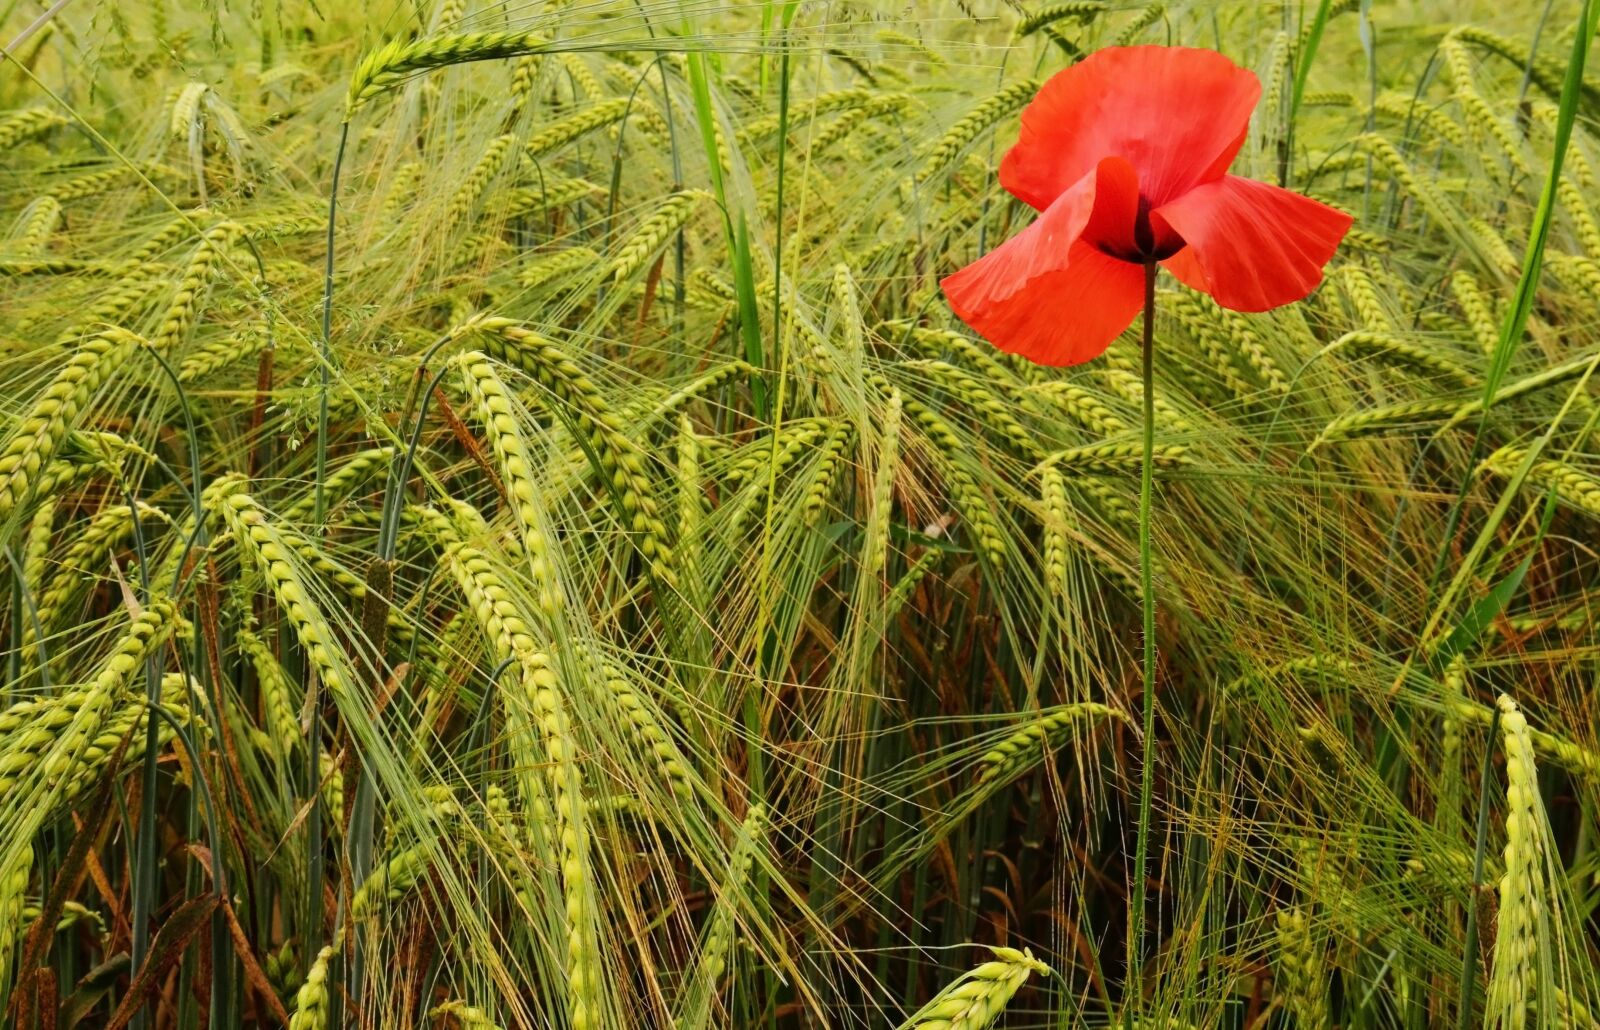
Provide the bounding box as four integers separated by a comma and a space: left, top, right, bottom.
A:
940, 46, 1352, 366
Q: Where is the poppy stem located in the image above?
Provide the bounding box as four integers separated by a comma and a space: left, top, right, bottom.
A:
1127, 258, 1159, 1020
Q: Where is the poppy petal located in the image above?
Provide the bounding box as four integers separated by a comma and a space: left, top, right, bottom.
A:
1000, 46, 1261, 211
941, 158, 1146, 366
1153, 176, 1354, 312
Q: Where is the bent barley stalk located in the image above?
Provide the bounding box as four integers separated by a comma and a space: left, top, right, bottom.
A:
802, 422, 855, 526
1016, 2, 1105, 38
1041, 465, 1070, 595
1098, 367, 1194, 433
625, 360, 753, 426
177, 326, 271, 382
917, 78, 1040, 183
1326, 330, 1479, 386
455, 351, 563, 613
976, 702, 1127, 785
0, 843, 34, 1001
0, 326, 142, 521
525, 651, 599, 1030
447, 133, 519, 228
1046, 441, 1189, 475
868, 373, 1007, 565
1313, 399, 1461, 446
1451, 269, 1503, 356
590, 657, 694, 800
11, 196, 63, 255
1450, 26, 1580, 104
913, 360, 1041, 458
5, 600, 181, 831
21, 494, 56, 608
472, 321, 674, 584
610, 191, 710, 282
150, 221, 242, 354
26, 502, 169, 668
281, 445, 397, 523
862, 388, 903, 587
1480, 445, 1600, 520
50, 274, 164, 346
215, 486, 353, 702
524, 98, 632, 157
519, 246, 601, 289
238, 626, 304, 760
0, 108, 68, 149
347, 31, 551, 111
349, 839, 437, 921
501, 177, 605, 219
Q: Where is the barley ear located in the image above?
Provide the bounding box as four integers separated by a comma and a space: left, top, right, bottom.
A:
287, 944, 335, 1030
898, 946, 1051, 1030
1486, 694, 1551, 1029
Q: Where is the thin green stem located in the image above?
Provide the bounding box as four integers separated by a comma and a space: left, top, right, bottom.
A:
1456, 704, 1501, 1028
1127, 259, 1159, 1021
307, 114, 350, 982
316, 119, 349, 529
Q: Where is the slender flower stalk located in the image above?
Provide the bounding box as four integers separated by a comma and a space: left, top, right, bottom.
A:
1128, 259, 1158, 995
936, 46, 1349, 1014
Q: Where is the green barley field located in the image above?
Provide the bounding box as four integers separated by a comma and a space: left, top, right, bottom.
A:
2, 0, 1599, 1026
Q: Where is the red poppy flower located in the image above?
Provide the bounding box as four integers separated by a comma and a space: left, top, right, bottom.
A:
940, 46, 1352, 366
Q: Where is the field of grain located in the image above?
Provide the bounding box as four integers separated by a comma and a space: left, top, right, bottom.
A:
2, 1, 1599, 1027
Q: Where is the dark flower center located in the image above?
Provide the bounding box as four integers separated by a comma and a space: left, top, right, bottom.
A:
1094, 194, 1185, 264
